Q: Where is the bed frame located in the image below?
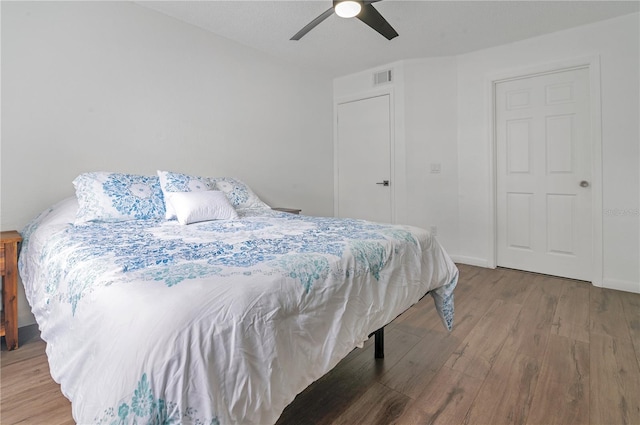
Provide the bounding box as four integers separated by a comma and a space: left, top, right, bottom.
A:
372, 327, 384, 358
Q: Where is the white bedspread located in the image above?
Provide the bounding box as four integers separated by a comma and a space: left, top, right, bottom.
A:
19, 198, 458, 425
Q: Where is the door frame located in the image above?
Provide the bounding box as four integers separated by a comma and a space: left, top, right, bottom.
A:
487, 55, 603, 286
334, 86, 405, 224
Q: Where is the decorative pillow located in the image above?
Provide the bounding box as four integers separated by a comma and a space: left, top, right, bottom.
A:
209, 177, 270, 209
157, 170, 215, 220
166, 190, 239, 225
73, 172, 165, 224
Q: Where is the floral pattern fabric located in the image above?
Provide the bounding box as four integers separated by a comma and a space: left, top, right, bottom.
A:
95, 374, 220, 425
20, 201, 458, 425
158, 170, 214, 193
73, 172, 165, 224
208, 177, 270, 209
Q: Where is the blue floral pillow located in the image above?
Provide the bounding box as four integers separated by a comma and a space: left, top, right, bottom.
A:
73, 172, 165, 224
208, 177, 270, 209
157, 170, 215, 220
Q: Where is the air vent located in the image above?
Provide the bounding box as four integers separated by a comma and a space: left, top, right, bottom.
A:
373, 69, 392, 86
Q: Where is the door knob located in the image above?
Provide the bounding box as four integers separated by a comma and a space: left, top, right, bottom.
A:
376, 180, 390, 187
579, 180, 590, 188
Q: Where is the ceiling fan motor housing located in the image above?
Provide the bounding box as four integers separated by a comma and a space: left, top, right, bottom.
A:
291, 0, 398, 41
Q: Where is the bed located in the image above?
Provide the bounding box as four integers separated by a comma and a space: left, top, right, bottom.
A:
18, 171, 458, 425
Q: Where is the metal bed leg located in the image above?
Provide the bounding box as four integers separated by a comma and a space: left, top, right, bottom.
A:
374, 327, 384, 359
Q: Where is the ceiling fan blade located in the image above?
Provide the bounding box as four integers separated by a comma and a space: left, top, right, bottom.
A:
291, 7, 335, 40
356, 3, 398, 40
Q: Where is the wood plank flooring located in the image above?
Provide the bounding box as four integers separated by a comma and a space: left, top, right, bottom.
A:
2, 265, 639, 424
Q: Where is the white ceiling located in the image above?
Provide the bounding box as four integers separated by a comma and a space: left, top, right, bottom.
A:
137, 1, 640, 77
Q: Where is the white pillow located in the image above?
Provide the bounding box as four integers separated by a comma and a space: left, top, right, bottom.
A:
166, 191, 239, 225
157, 170, 215, 220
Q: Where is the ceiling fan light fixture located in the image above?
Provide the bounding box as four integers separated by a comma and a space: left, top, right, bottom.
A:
335, 0, 361, 18
291, 0, 397, 41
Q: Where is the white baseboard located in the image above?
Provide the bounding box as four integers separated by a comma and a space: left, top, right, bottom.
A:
447, 258, 638, 294
451, 255, 493, 268
18, 312, 37, 328
602, 278, 640, 294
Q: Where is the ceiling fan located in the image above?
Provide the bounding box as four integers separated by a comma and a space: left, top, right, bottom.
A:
291, 0, 399, 41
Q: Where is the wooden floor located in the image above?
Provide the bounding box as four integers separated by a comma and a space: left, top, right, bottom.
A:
2, 265, 639, 424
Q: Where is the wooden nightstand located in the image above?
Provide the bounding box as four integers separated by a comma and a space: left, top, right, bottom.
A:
1, 231, 22, 350
272, 207, 302, 215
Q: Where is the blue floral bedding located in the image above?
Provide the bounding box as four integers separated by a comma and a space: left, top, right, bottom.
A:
19, 198, 458, 425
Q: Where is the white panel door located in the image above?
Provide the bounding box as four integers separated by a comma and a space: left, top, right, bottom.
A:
337, 95, 391, 222
496, 68, 592, 280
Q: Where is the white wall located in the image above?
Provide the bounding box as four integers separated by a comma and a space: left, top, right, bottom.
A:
456, 13, 640, 291
403, 58, 459, 255
1, 1, 333, 326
